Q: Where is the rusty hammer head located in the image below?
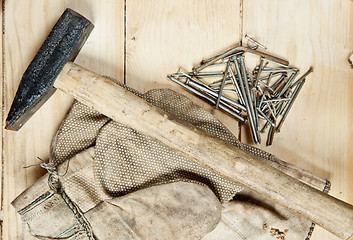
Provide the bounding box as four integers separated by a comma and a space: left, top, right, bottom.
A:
5, 8, 94, 130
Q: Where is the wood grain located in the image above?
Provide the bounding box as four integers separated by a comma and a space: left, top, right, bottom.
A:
2, 1, 124, 239
242, 0, 353, 239
125, 0, 242, 136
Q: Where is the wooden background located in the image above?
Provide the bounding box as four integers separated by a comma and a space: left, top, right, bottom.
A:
1, 0, 352, 239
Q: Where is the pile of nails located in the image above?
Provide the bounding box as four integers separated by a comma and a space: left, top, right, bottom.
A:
168, 38, 313, 145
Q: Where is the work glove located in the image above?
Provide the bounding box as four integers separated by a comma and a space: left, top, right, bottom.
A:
13, 85, 329, 239
13, 147, 222, 240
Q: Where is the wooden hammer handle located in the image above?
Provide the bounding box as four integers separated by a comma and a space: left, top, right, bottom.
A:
55, 62, 353, 240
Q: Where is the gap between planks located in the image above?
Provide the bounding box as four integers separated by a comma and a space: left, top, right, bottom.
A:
124, 0, 127, 85
1, 0, 4, 239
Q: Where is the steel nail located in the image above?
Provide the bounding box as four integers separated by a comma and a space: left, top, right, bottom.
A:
187, 80, 243, 114
211, 81, 234, 90
215, 61, 231, 109
258, 79, 274, 92
233, 56, 258, 143
266, 124, 276, 146
186, 75, 246, 112
276, 79, 306, 132
266, 102, 276, 120
228, 64, 246, 106
261, 68, 297, 73
253, 57, 264, 88
173, 72, 224, 79
245, 34, 267, 50
205, 62, 228, 67
257, 108, 275, 127
263, 98, 290, 103
194, 48, 244, 73
276, 70, 299, 97
168, 75, 246, 122
238, 55, 259, 143
263, 58, 293, 69
258, 72, 283, 82
253, 88, 260, 131
290, 67, 313, 88
270, 73, 287, 90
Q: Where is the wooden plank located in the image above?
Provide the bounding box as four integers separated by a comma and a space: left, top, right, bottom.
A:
243, 0, 353, 239
125, 0, 241, 136
0, 1, 3, 239
2, 1, 124, 239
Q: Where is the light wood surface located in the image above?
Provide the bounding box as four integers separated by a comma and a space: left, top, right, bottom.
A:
2, 0, 352, 239
125, 0, 242, 136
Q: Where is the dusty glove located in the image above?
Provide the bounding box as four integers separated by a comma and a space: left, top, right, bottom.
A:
12, 147, 222, 240
13, 85, 329, 240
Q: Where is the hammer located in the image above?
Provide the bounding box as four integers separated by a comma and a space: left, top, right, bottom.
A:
5, 9, 94, 130
6, 9, 353, 239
